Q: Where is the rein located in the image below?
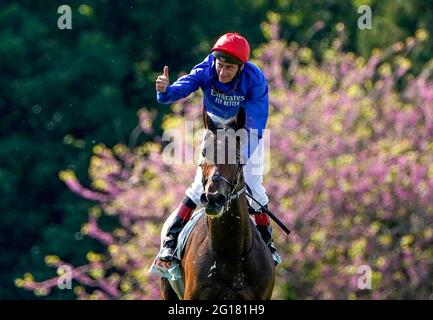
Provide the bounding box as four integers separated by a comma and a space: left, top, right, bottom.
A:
201, 148, 246, 210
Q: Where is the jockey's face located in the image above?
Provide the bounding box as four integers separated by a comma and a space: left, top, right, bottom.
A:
215, 59, 242, 83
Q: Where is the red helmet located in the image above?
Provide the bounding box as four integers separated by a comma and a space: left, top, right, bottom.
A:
211, 33, 250, 64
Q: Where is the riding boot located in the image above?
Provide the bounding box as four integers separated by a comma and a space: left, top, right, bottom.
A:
159, 197, 196, 262
254, 210, 282, 266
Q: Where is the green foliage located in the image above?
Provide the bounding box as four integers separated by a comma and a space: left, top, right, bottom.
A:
356, 0, 432, 70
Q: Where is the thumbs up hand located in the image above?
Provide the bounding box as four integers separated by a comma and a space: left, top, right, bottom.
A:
156, 66, 170, 93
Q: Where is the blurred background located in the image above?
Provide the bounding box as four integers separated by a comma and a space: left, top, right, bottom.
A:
1, 0, 433, 299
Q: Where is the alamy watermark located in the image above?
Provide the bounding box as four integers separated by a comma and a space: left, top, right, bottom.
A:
357, 265, 372, 290
57, 5, 72, 30
357, 5, 372, 30
57, 265, 72, 290
161, 121, 271, 175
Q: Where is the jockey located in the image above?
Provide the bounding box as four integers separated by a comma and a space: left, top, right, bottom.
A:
155, 32, 281, 266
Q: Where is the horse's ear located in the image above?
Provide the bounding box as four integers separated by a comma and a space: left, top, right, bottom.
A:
235, 107, 246, 130
203, 108, 216, 131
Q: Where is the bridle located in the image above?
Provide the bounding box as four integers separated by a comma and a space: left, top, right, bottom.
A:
201, 131, 246, 211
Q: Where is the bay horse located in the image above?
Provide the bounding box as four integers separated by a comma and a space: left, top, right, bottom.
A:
161, 107, 275, 299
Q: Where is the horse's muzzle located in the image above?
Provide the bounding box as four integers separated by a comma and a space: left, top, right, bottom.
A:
200, 192, 227, 216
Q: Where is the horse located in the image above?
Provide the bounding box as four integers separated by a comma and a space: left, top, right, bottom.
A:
161, 107, 275, 300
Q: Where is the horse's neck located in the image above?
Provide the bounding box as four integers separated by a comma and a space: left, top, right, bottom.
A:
207, 192, 252, 258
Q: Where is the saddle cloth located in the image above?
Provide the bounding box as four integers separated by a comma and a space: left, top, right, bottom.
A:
148, 207, 205, 299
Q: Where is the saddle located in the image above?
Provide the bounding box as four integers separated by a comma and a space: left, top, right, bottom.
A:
148, 208, 205, 299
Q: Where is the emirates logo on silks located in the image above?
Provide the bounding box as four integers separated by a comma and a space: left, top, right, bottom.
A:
211, 89, 245, 107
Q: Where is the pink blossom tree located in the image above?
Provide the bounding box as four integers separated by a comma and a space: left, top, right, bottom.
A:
19, 20, 433, 299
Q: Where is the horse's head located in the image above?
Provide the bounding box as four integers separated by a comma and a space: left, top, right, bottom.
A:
199, 107, 247, 217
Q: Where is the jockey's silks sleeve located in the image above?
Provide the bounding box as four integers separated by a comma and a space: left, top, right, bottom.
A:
157, 54, 269, 158
156, 55, 211, 104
